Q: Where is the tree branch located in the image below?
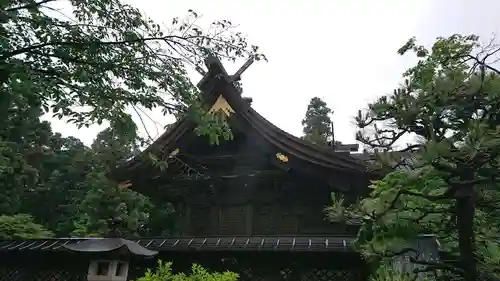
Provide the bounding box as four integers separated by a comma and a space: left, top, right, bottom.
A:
4, 0, 56, 12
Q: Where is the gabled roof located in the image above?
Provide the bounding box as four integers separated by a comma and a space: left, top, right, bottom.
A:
109, 56, 368, 183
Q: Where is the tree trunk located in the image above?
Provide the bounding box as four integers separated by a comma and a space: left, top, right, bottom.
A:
455, 186, 477, 281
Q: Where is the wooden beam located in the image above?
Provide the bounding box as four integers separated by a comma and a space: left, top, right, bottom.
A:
229, 57, 254, 81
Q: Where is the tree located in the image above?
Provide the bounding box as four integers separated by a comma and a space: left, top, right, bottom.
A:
0, 214, 54, 239
301, 97, 333, 145
20, 133, 92, 236
2, 0, 265, 142
0, 99, 54, 215
0, 97, 175, 237
71, 121, 158, 237
0, 90, 96, 235
72, 174, 176, 237
71, 173, 153, 237
327, 34, 500, 281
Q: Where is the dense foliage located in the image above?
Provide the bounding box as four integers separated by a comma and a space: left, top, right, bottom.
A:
0, 0, 264, 238
0, 214, 54, 239
327, 34, 500, 281
1, 0, 264, 128
0, 103, 176, 237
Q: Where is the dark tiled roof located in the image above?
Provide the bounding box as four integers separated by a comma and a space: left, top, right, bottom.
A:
0, 236, 355, 253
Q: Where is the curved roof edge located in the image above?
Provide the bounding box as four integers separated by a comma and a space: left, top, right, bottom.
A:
109, 56, 369, 182
0, 236, 357, 253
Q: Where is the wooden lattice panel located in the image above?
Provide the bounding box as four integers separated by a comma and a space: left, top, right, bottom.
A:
280, 214, 298, 234
253, 205, 279, 235
238, 267, 265, 281
0, 267, 20, 281
279, 268, 293, 280
237, 267, 361, 281
189, 205, 214, 235
218, 205, 248, 236
301, 269, 361, 281
0, 267, 85, 281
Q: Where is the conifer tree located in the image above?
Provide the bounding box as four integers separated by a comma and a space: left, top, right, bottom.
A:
301, 97, 333, 146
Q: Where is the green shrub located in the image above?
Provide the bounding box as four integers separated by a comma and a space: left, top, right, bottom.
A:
370, 263, 435, 281
370, 265, 413, 281
136, 260, 239, 281
0, 214, 54, 239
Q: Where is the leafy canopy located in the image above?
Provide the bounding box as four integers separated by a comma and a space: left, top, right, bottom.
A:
327, 34, 500, 280
1, 0, 265, 141
0, 95, 176, 237
0, 214, 54, 239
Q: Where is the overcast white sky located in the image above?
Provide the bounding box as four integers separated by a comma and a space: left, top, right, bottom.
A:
48, 0, 500, 146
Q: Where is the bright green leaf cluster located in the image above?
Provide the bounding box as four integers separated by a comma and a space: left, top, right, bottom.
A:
136, 261, 239, 281
0, 214, 54, 239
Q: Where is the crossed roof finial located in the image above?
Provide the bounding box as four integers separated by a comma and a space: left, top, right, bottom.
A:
197, 55, 254, 82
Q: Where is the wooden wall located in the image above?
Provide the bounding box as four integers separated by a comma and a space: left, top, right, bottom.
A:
180, 174, 355, 236
183, 202, 350, 236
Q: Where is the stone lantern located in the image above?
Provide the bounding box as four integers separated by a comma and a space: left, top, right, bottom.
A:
63, 238, 157, 281
392, 234, 440, 279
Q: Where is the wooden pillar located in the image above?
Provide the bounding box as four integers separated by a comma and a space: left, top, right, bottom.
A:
184, 205, 191, 236
245, 204, 253, 235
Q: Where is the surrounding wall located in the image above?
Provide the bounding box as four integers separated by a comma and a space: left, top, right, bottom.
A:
0, 252, 87, 281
